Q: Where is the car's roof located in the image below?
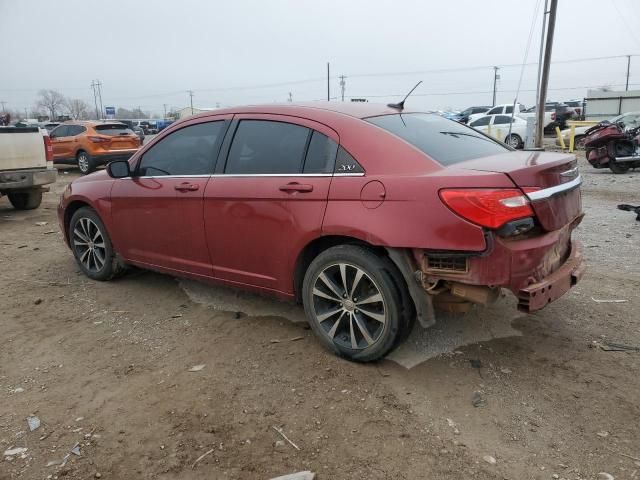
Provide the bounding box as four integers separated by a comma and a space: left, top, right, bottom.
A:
63, 120, 126, 126
189, 102, 415, 121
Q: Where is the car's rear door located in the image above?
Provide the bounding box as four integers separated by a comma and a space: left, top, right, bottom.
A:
203, 115, 338, 295
110, 117, 230, 276
50, 125, 71, 160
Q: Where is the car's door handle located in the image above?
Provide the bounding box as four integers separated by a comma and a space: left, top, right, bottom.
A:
279, 182, 313, 193
174, 182, 199, 192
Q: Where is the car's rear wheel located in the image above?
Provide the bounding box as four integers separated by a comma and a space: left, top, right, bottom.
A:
302, 245, 410, 362
505, 134, 522, 149
8, 190, 42, 210
77, 151, 95, 175
609, 160, 630, 174
69, 207, 122, 280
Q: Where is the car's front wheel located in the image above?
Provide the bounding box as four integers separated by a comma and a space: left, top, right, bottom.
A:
69, 207, 122, 280
302, 245, 410, 362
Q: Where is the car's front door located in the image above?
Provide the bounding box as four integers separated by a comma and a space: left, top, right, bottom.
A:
203, 115, 339, 294
110, 118, 230, 277
50, 125, 72, 160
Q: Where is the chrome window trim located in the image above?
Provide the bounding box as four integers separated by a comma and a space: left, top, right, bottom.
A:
134, 173, 365, 179
526, 175, 582, 201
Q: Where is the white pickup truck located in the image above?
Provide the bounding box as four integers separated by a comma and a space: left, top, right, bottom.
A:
0, 127, 57, 209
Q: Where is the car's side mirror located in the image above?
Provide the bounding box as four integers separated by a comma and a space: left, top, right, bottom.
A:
107, 160, 131, 178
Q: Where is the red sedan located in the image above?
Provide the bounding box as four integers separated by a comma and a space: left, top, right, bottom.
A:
58, 103, 585, 361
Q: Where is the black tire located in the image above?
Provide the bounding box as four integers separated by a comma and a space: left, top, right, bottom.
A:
69, 207, 124, 281
505, 134, 522, 149
77, 150, 95, 175
8, 190, 42, 210
609, 160, 630, 174
302, 245, 411, 362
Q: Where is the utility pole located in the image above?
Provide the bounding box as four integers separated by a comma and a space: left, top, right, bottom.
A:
535, 0, 549, 114
0, 101, 6, 113
287, 92, 293, 102
327, 63, 330, 101
90, 81, 100, 120
163, 103, 168, 119
25, 108, 28, 119
339, 75, 347, 102
492, 67, 499, 106
535, 0, 558, 148
96, 80, 104, 120
188, 90, 194, 115
625, 55, 631, 91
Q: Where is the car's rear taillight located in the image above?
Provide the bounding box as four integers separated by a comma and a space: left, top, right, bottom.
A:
88, 136, 109, 143
43, 135, 53, 162
439, 188, 534, 229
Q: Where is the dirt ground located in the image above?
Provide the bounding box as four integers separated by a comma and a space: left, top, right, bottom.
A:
1, 153, 639, 480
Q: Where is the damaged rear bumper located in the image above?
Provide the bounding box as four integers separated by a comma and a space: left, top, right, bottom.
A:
516, 240, 585, 312
413, 217, 585, 315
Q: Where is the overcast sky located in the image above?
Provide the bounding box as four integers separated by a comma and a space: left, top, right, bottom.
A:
1, 0, 640, 116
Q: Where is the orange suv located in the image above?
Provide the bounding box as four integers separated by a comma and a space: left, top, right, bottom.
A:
50, 121, 140, 174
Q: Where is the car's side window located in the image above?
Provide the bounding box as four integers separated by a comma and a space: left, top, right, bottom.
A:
225, 120, 310, 174
69, 125, 85, 136
470, 116, 490, 127
303, 132, 338, 174
51, 125, 69, 138
487, 107, 502, 115
505, 106, 513, 114
494, 115, 511, 125
334, 146, 364, 174
138, 121, 225, 176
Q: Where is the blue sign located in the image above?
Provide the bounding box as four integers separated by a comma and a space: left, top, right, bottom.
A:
105, 106, 115, 116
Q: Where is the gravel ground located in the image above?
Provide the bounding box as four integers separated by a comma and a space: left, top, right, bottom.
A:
1, 153, 639, 480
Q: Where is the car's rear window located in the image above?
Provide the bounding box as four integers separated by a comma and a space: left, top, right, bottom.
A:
366, 113, 509, 165
95, 124, 134, 135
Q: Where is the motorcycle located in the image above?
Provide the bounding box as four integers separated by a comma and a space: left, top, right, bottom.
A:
584, 120, 640, 174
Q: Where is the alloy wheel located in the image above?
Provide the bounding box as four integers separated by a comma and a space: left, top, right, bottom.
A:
72, 217, 107, 273
78, 153, 89, 173
311, 263, 386, 350
506, 134, 520, 148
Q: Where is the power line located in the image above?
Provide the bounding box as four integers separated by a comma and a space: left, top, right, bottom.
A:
350, 82, 640, 98
612, 0, 640, 47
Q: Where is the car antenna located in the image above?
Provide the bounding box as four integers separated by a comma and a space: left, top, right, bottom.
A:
387, 81, 422, 110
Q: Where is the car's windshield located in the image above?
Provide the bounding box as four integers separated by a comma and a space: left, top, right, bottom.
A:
366, 113, 509, 166
95, 124, 135, 136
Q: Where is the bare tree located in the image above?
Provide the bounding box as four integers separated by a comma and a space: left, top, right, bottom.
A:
65, 98, 91, 120
36, 89, 66, 120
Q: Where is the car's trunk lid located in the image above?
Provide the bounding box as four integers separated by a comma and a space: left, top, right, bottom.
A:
457, 151, 582, 232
